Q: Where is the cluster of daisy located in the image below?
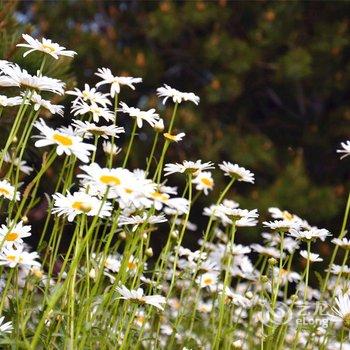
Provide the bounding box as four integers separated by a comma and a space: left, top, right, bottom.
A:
0, 32, 349, 350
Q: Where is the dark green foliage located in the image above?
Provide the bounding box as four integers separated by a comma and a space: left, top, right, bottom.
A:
4, 0, 350, 236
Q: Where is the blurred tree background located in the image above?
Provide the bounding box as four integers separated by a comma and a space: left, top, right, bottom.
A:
1, 0, 350, 246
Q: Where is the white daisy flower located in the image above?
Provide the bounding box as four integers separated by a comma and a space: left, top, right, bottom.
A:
71, 101, 114, 123
156, 84, 200, 105
332, 238, 350, 250
329, 293, 350, 328
272, 267, 301, 285
66, 83, 111, 107
26, 91, 64, 116
197, 301, 213, 313
268, 207, 310, 231
262, 233, 299, 253
95, 68, 142, 97
154, 119, 165, 132
337, 141, 350, 160
196, 272, 219, 289
232, 256, 258, 281
146, 186, 175, 210
118, 213, 167, 232
116, 284, 166, 311
203, 201, 240, 222
0, 245, 40, 268
2, 152, 33, 175
192, 171, 214, 195
0, 95, 23, 107
72, 120, 125, 139
263, 219, 296, 232
17, 34, 76, 59
102, 254, 121, 273
163, 198, 190, 215
0, 316, 12, 334
52, 191, 112, 222
0, 179, 20, 201
222, 199, 240, 209
228, 244, 251, 256
0, 221, 31, 247
219, 206, 259, 227
78, 162, 131, 196
118, 102, 159, 128
219, 287, 251, 307
250, 244, 281, 259
116, 175, 155, 210
219, 161, 255, 183
289, 227, 331, 242
164, 160, 214, 177
102, 141, 121, 156
300, 250, 323, 262
328, 264, 350, 276
163, 132, 185, 143
33, 119, 96, 163
0, 64, 65, 95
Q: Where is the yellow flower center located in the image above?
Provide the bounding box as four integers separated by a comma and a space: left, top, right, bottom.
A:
151, 191, 169, 202
42, 42, 57, 53
53, 133, 73, 146
200, 177, 213, 187
135, 315, 145, 325
5, 232, 19, 241
127, 261, 137, 270
72, 201, 92, 213
124, 188, 133, 194
7, 255, 17, 262
99, 175, 121, 186
163, 133, 178, 142
280, 269, 288, 276
31, 267, 44, 278
203, 277, 214, 286
0, 187, 10, 196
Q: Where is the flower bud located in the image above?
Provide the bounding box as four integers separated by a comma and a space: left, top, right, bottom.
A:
154, 118, 164, 132
119, 231, 127, 240
171, 230, 179, 240
261, 275, 269, 283
89, 268, 96, 279
290, 294, 298, 303
145, 248, 153, 257
268, 257, 277, 266
245, 291, 253, 299
232, 339, 242, 349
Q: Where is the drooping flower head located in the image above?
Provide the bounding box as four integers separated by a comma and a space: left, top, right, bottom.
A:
164, 160, 214, 177
219, 161, 255, 183
337, 141, 350, 160
156, 84, 200, 105
95, 68, 142, 97
0, 64, 65, 95
17, 34, 77, 59
119, 102, 160, 128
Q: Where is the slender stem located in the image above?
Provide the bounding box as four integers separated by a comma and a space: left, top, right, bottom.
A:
146, 132, 159, 174
322, 192, 350, 296
122, 119, 137, 168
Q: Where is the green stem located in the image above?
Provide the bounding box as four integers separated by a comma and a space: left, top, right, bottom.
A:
122, 119, 137, 168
